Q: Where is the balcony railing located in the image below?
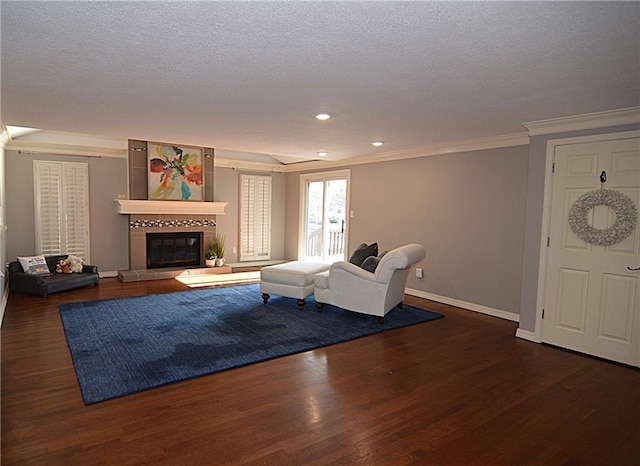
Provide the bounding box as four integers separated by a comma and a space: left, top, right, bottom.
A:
307, 228, 345, 258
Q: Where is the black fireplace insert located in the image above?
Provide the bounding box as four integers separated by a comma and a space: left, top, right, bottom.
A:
146, 232, 202, 269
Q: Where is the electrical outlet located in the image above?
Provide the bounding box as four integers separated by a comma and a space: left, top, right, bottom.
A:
415, 268, 423, 279
232, 246, 237, 254
117, 194, 126, 199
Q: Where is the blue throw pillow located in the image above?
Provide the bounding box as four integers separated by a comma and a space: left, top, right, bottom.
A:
349, 243, 378, 267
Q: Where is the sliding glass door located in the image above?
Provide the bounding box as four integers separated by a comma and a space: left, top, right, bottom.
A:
300, 170, 350, 263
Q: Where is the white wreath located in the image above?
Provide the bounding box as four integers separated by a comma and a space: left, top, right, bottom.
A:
568, 189, 637, 246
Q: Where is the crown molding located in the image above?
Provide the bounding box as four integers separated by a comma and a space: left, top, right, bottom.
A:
5, 129, 128, 158
214, 157, 285, 173
7, 140, 128, 158
0, 126, 11, 147
4, 127, 532, 171
282, 132, 530, 173
523, 107, 640, 136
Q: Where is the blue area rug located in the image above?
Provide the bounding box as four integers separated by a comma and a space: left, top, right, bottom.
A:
60, 283, 443, 404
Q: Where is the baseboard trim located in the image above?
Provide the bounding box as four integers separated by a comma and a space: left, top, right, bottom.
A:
99, 271, 119, 278
515, 328, 539, 342
1, 283, 9, 328
405, 288, 520, 322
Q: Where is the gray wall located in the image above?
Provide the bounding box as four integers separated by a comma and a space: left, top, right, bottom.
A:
518, 123, 640, 332
5, 153, 288, 276
5, 151, 129, 273
286, 145, 529, 317
1, 144, 6, 323
214, 167, 286, 263
7, 123, 634, 324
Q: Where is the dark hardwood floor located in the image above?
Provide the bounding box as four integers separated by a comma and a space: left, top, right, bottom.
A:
2, 278, 639, 465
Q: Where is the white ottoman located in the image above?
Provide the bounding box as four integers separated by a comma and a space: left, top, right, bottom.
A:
260, 261, 330, 309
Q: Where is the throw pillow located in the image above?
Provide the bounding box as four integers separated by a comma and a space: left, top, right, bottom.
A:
349, 242, 378, 267
360, 250, 388, 273
17, 255, 52, 276
348, 243, 367, 265
360, 256, 378, 272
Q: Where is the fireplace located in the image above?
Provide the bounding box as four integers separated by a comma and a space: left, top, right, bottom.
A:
146, 232, 202, 269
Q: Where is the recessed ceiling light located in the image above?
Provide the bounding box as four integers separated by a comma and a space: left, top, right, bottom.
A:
317, 151, 328, 157
371, 141, 384, 147
315, 113, 331, 121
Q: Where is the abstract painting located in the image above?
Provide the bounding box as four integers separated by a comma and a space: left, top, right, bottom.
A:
148, 143, 203, 201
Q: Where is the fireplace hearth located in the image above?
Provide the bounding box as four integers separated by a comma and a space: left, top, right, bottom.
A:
146, 232, 202, 269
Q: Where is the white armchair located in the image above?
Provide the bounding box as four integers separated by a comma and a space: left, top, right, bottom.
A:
313, 243, 426, 323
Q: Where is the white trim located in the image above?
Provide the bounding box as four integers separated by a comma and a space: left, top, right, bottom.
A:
5, 107, 637, 167
285, 133, 529, 173
532, 139, 557, 342
298, 169, 351, 261
218, 133, 528, 173
523, 107, 640, 136
297, 168, 352, 182
7, 141, 127, 158
114, 199, 228, 215
99, 271, 119, 278
5, 129, 128, 158
215, 157, 285, 173
366, 132, 529, 162
0, 283, 8, 328
533, 130, 640, 343
543, 130, 640, 147
1, 126, 12, 147
4, 130, 529, 170
405, 288, 520, 322
515, 328, 538, 342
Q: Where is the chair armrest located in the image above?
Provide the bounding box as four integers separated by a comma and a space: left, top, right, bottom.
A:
8, 268, 47, 295
9, 270, 46, 284
8, 261, 24, 274
82, 264, 98, 274
329, 261, 376, 284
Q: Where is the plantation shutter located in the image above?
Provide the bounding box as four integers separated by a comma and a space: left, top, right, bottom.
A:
239, 174, 271, 261
34, 161, 90, 260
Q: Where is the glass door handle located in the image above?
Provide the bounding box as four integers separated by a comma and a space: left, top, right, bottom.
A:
628, 266, 640, 271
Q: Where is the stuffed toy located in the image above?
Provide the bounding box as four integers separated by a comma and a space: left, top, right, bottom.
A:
55, 259, 73, 274
67, 255, 84, 273
55, 255, 84, 274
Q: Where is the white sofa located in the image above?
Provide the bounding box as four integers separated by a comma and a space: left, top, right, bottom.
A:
313, 243, 426, 323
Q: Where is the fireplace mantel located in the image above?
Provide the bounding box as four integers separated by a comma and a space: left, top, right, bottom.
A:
114, 199, 228, 215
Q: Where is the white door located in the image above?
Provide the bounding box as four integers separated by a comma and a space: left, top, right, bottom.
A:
543, 137, 640, 366
299, 170, 350, 263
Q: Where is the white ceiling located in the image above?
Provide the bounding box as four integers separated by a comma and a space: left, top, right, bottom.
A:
2, 1, 639, 164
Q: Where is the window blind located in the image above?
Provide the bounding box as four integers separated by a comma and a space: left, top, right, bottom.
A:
34, 161, 90, 260
239, 174, 271, 261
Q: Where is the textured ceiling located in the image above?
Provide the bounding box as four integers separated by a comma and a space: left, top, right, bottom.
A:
1, 1, 639, 164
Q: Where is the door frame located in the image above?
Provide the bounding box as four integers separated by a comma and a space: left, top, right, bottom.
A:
298, 169, 351, 261
533, 130, 640, 344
